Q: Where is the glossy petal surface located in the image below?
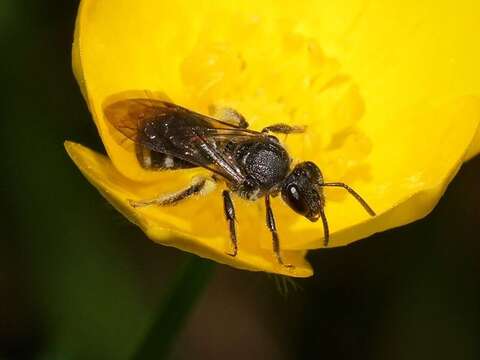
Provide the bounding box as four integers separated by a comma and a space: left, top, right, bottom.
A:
68, 0, 480, 275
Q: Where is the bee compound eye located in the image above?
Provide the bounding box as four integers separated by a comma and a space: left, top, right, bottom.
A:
282, 184, 308, 215
287, 184, 301, 202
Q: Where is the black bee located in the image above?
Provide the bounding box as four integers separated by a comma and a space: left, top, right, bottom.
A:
104, 98, 376, 267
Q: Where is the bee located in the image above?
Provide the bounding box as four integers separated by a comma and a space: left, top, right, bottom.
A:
104, 97, 376, 267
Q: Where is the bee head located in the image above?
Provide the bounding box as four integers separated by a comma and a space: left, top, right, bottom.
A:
281, 162, 325, 222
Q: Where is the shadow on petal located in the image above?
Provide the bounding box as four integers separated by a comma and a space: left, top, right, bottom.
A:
65, 141, 313, 277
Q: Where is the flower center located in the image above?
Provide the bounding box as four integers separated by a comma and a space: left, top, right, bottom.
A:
179, 15, 372, 201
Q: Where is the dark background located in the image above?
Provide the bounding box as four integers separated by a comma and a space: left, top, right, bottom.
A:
1, 1, 479, 359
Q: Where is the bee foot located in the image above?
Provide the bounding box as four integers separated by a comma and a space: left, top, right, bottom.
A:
128, 199, 143, 208
128, 199, 153, 208
276, 256, 295, 269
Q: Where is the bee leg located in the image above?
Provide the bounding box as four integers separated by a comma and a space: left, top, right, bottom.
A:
222, 190, 238, 257
135, 143, 152, 169
209, 105, 249, 129
129, 176, 216, 207
262, 124, 306, 134
265, 195, 294, 268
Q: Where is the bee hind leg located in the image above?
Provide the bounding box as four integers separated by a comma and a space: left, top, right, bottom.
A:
129, 176, 216, 208
209, 105, 249, 129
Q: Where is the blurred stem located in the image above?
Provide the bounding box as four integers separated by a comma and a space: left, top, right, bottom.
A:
132, 255, 215, 360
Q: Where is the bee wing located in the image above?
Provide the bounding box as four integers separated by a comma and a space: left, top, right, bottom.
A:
103, 98, 264, 184
103, 98, 170, 142
103, 98, 261, 139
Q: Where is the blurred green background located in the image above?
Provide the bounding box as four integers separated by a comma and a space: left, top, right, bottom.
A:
1, 1, 480, 359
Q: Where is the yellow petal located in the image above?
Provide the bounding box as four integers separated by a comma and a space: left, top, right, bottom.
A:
288, 96, 480, 249
70, 0, 480, 272
65, 141, 313, 277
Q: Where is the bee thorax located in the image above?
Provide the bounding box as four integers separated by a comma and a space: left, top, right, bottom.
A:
232, 139, 291, 197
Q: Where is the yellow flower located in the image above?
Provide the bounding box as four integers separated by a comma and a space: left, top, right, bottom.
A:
67, 0, 480, 277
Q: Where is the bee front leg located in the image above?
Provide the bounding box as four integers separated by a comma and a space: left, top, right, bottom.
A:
129, 176, 216, 207
262, 124, 306, 134
265, 195, 294, 268
222, 190, 238, 257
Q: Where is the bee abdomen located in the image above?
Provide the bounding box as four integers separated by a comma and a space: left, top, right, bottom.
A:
136, 145, 196, 170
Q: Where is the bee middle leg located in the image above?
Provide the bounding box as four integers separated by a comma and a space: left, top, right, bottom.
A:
129, 176, 216, 208
222, 190, 238, 257
265, 195, 294, 268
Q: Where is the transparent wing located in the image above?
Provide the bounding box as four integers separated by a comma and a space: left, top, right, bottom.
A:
103, 98, 263, 184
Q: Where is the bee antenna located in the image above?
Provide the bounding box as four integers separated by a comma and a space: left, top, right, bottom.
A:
320, 182, 376, 216
319, 208, 329, 247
